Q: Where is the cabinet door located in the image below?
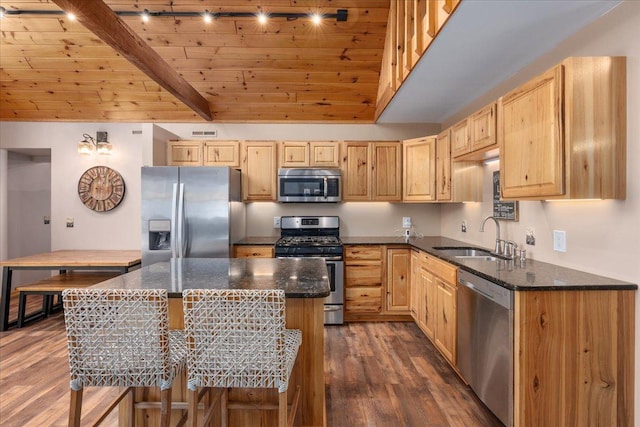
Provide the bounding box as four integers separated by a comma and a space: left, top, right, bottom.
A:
386, 248, 410, 312
451, 119, 470, 158
203, 141, 240, 167
499, 65, 564, 198
435, 278, 457, 365
310, 142, 340, 167
410, 251, 420, 321
341, 142, 371, 201
421, 264, 436, 340
436, 129, 452, 201
372, 142, 402, 201
470, 102, 497, 152
233, 245, 274, 258
241, 141, 277, 201
167, 140, 203, 166
280, 141, 309, 167
403, 137, 436, 201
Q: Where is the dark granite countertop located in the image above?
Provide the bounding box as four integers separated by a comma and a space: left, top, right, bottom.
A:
343, 236, 637, 292
91, 258, 330, 298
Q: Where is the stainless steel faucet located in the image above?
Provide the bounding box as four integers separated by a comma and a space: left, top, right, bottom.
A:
480, 216, 503, 254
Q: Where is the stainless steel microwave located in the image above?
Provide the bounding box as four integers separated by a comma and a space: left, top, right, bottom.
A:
277, 168, 341, 202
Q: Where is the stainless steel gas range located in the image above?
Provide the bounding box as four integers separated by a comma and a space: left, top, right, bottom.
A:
274, 216, 344, 325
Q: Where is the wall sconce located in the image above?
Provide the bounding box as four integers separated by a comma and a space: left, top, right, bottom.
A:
77, 132, 112, 155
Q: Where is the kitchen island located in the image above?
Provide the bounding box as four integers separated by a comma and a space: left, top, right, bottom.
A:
92, 257, 330, 427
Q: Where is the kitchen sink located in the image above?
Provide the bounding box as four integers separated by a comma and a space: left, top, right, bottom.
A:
433, 246, 508, 261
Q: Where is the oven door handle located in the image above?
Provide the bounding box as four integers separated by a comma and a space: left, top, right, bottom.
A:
324, 306, 342, 312
276, 256, 343, 261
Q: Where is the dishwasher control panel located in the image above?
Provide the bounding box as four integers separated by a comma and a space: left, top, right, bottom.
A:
458, 269, 513, 309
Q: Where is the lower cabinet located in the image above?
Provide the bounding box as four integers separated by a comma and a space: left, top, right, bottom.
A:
233, 245, 274, 258
411, 250, 457, 366
344, 245, 412, 322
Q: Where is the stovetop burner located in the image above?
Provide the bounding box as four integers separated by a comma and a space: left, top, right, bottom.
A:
276, 236, 341, 247
275, 216, 343, 258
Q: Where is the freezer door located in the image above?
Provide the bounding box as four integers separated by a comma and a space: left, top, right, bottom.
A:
142, 166, 179, 266
179, 167, 231, 258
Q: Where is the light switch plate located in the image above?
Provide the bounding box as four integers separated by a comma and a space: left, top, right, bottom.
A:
553, 230, 566, 252
273, 217, 281, 228
402, 217, 412, 228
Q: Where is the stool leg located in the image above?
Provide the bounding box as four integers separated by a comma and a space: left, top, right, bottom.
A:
69, 388, 83, 427
160, 387, 172, 427
278, 391, 287, 427
187, 388, 198, 427
221, 388, 228, 427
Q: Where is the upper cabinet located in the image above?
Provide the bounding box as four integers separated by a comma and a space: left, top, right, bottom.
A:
403, 136, 436, 202
450, 119, 470, 158
279, 141, 340, 168
499, 57, 626, 200
341, 141, 402, 202
167, 140, 203, 166
167, 140, 240, 167
241, 141, 277, 201
470, 102, 498, 153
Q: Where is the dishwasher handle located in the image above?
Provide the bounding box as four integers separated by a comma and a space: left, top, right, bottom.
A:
458, 278, 497, 301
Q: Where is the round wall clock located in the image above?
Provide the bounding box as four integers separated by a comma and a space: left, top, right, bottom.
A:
77, 166, 126, 212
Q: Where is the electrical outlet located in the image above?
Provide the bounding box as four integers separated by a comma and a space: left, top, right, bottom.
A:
273, 217, 281, 228
66, 217, 74, 228
526, 228, 535, 245
461, 220, 467, 233
402, 217, 412, 228
553, 230, 566, 252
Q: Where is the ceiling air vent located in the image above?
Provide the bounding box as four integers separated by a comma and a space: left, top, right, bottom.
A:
191, 130, 217, 137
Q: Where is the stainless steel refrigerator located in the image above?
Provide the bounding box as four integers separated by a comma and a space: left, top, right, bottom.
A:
141, 166, 245, 266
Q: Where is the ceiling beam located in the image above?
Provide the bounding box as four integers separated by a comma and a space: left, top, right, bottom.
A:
52, 0, 213, 121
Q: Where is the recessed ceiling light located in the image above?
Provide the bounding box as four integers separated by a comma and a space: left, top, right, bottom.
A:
257, 12, 267, 24
67, 12, 76, 21
311, 13, 322, 25
203, 11, 212, 24
141, 9, 150, 23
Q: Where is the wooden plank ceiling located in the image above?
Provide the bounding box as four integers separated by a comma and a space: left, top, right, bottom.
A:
0, 0, 389, 123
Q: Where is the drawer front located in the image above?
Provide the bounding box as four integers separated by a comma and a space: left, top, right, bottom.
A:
426, 255, 457, 284
234, 246, 274, 258
345, 245, 382, 260
345, 286, 382, 313
345, 263, 383, 287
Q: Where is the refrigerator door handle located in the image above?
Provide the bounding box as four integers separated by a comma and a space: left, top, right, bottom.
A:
177, 183, 185, 258
170, 183, 178, 259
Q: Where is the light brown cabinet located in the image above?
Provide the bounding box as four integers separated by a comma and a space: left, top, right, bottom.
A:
410, 250, 457, 366
435, 130, 452, 201
341, 142, 402, 202
499, 57, 626, 200
450, 119, 470, 158
167, 140, 203, 166
344, 245, 384, 318
241, 141, 277, 201
233, 245, 274, 258
167, 140, 241, 167
386, 248, 410, 312
279, 141, 340, 168
403, 136, 436, 201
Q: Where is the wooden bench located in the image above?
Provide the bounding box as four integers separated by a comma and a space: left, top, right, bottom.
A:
15, 272, 119, 327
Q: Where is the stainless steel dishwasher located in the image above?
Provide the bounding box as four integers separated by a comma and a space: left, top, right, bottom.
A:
457, 269, 513, 427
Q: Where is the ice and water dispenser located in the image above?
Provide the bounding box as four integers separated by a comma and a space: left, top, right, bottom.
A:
148, 219, 171, 251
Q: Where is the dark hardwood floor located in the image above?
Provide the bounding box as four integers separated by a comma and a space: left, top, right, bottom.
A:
325, 322, 502, 427
0, 296, 502, 426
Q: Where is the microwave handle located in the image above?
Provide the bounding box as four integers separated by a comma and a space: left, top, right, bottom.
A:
324, 177, 328, 199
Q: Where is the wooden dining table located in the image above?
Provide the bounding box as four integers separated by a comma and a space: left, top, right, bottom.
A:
0, 250, 141, 331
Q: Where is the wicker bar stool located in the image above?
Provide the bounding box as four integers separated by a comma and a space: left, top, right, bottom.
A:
182, 289, 302, 427
62, 289, 187, 427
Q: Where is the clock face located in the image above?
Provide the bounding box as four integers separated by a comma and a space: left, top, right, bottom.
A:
78, 166, 125, 212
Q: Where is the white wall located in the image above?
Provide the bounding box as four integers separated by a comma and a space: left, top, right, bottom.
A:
245, 202, 441, 238
439, 3, 640, 423
0, 122, 151, 251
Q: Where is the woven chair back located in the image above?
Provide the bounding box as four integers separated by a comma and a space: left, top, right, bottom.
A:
183, 289, 288, 390
62, 289, 172, 390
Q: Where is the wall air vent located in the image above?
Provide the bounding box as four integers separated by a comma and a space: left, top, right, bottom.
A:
191, 130, 217, 137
